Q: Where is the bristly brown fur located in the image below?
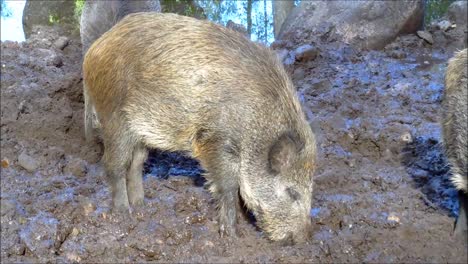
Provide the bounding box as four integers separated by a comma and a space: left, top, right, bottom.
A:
83, 12, 316, 243
441, 48, 467, 235
442, 49, 467, 192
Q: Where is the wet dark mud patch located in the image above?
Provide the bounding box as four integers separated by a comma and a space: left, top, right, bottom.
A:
402, 136, 459, 216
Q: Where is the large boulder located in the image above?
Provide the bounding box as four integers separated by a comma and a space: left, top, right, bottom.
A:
426, 1, 467, 52
22, 0, 77, 39
447, 1, 468, 27
278, 0, 423, 50
447, 1, 468, 49
80, 0, 161, 54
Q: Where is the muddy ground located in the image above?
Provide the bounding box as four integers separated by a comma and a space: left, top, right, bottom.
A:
1, 24, 467, 263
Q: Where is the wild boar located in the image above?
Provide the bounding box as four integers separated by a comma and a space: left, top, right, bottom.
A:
80, 0, 161, 141
83, 12, 316, 243
442, 48, 467, 235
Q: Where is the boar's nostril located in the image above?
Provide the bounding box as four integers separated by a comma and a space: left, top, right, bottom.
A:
286, 187, 301, 201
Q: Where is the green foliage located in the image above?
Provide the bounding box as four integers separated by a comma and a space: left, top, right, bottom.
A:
1, 0, 12, 18
74, 0, 85, 21
162, 0, 206, 18
425, 0, 455, 26
48, 14, 60, 24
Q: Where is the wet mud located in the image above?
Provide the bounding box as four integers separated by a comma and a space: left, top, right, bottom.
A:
1, 26, 467, 263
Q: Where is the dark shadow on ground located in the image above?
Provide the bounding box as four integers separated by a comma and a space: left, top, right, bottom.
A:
402, 135, 459, 217
144, 150, 205, 186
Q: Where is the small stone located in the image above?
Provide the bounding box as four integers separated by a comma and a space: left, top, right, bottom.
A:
1, 199, 16, 216
437, 20, 452, 31
49, 55, 63, 67
78, 197, 96, 215
19, 213, 59, 254
66, 253, 81, 263
1, 158, 9, 168
400, 132, 413, 143
53, 36, 69, 50
416, 31, 434, 44
64, 158, 87, 177
387, 212, 400, 223
294, 44, 319, 62
70, 227, 79, 237
292, 67, 305, 81
389, 50, 406, 59
8, 243, 25, 256
18, 152, 39, 172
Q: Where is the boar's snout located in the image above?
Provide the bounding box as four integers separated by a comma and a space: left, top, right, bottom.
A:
279, 218, 313, 245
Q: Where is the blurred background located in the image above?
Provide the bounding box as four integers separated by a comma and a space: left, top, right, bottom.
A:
0, 0, 456, 44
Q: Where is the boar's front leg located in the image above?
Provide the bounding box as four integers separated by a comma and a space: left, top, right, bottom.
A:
195, 132, 241, 237
208, 164, 241, 238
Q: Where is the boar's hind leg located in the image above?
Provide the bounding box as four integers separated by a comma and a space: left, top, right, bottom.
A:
454, 191, 468, 235
126, 143, 148, 206
102, 122, 136, 212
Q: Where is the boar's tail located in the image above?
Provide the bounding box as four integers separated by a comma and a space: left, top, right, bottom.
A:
83, 84, 99, 142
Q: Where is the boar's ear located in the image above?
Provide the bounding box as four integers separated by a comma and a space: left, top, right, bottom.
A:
268, 132, 304, 174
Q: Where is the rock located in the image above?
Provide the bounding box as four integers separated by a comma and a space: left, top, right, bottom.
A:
46, 55, 63, 67
416, 31, 434, 44
294, 44, 319, 62
437, 20, 452, 31
19, 212, 59, 256
388, 49, 406, 59
53, 36, 69, 50
36, 48, 63, 67
64, 158, 87, 177
448, 1, 468, 26
1, 158, 10, 168
292, 67, 305, 81
22, 0, 76, 39
18, 54, 30, 66
1, 198, 17, 217
18, 152, 39, 172
279, 1, 423, 50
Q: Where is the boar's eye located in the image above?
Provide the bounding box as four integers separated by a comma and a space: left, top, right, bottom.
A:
286, 187, 301, 201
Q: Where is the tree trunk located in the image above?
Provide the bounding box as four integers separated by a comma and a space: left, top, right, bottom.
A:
273, 0, 294, 38
263, 0, 268, 42
247, 0, 253, 36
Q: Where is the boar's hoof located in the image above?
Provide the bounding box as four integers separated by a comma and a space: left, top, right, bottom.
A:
453, 191, 468, 236
219, 222, 238, 238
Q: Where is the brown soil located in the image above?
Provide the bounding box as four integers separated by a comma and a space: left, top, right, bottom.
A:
1, 25, 467, 263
